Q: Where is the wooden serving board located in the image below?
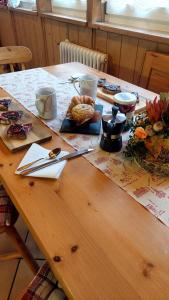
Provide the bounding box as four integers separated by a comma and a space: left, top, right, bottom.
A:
0, 91, 52, 152
97, 87, 146, 114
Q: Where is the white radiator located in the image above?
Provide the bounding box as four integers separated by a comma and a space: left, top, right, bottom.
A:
59, 40, 108, 72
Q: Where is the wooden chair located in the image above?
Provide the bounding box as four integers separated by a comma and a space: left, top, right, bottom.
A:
139, 51, 169, 94
0, 184, 39, 274
0, 46, 32, 72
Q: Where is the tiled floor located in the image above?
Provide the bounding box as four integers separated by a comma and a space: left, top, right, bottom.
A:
0, 216, 45, 300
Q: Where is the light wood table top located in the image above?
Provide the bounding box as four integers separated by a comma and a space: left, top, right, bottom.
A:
1, 63, 169, 300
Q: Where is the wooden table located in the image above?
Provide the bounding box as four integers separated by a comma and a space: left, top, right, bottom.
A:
1, 63, 169, 300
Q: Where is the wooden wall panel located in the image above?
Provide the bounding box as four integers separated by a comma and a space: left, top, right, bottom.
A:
13, 12, 46, 68
107, 32, 122, 77
44, 20, 92, 66
0, 9, 16, 46
68, 24, 79, 44
119, 36, 138, 82
0, 10, 169, 91
77, 27, 92, 48
94, 29, 107, 53
157, 43, 169, 54
44, 18, 68, 65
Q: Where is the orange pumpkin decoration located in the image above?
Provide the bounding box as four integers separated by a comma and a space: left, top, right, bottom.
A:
134, 127, 147, 139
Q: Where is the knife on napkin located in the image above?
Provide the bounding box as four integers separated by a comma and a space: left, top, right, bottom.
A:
19, 148, 94, 176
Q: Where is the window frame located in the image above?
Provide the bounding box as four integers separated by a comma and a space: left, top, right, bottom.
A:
87, 0, 169, 44
2, 0, 169, 43
105, 0, 169, 33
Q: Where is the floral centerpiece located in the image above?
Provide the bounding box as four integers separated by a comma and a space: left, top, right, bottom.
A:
125, 93, 169, 175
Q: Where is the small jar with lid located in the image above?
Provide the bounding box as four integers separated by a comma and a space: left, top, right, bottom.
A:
113, 92, 137, 131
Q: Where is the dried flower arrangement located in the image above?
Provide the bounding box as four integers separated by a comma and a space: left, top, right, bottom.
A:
125, 93, 169, 175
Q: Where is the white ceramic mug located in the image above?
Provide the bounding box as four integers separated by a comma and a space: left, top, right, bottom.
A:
35, 87, 57, 120
73, 74, 98, 99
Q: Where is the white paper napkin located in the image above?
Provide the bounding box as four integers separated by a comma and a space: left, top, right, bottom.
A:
15, 143, 68, 179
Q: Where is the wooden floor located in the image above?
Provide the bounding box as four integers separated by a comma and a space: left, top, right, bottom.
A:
0, 217, 44, 300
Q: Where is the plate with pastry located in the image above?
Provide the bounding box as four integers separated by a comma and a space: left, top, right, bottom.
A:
0, 91, 52, 152
60, 95, 103, 135
102, 83, 121, 95
97, 78, 107, 87
7, 123, 33, 140
0, 111, 23, 124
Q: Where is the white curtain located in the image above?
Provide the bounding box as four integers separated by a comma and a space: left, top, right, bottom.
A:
8, 0, 36, 9
52, 0, 86, 11
106, 0, 169, 31
7, 0, 20, 8
106, 0, 169, 22
52, 0, 87, 19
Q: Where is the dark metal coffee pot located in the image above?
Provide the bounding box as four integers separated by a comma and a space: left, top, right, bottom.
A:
100, 105, 126, 152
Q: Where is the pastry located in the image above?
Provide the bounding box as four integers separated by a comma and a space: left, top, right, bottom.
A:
102, 83, 121, 95
0, 99, 12, 111
71, 104, 95, 124
7, 123, 32, 139
0, 111, 23, 124
2, 111, 23, 121
98, 78, 106, 87
67, 95, 95, 115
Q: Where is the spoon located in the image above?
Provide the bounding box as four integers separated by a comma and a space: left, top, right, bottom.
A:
59, 76, 80, 84
17, 147, 61, 172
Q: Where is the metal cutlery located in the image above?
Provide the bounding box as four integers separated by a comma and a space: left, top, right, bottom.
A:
19, 148, 94, 176
17, 148, 61, 171
59, 76, 80, 84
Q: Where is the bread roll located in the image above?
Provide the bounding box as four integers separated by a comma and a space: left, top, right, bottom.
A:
68, 95, 95, 114
71, 104, 95, 124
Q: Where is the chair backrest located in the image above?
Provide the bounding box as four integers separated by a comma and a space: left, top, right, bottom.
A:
0, 46, 32, 72
139, 51, 169, 94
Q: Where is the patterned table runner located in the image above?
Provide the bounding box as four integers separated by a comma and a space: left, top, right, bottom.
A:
0, 68, 169, 227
